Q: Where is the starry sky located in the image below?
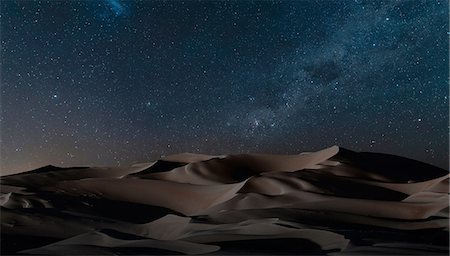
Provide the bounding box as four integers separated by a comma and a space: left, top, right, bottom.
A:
1, 0, 448, 175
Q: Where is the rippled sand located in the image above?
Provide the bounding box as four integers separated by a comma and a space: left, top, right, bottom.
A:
1, 146, 448, 255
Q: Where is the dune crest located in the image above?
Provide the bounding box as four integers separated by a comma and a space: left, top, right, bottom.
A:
1, 146, 448, 255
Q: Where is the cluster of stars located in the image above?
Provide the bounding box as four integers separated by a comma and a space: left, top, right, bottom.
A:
0, 0, 448, 175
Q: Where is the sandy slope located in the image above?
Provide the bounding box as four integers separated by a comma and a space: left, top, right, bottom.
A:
1, 146, 448, 255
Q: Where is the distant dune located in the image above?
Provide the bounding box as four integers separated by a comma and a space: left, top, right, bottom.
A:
1, 146, 448, 255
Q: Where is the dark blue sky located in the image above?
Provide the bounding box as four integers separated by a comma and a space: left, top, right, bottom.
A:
1, 0, 448, 174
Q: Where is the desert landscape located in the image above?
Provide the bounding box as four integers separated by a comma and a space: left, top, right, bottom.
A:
1, 146, 448, 255
2, 1, 448, 255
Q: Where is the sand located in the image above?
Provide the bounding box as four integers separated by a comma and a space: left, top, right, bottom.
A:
1, 146, 448, 255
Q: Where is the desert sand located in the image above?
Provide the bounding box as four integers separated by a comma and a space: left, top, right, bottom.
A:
1, 146, 448, 255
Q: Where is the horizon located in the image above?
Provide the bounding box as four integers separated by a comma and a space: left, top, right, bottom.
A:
1, 0, 449, 174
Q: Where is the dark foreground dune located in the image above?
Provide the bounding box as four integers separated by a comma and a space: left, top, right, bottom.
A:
1, 146, 449, 255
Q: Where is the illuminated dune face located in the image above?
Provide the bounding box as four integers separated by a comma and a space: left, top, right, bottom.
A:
1, 146, 449, 255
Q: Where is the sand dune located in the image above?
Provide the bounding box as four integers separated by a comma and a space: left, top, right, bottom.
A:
1, 146, 448, 255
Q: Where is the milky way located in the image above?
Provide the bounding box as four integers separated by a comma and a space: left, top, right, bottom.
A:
1, 0, 448, 174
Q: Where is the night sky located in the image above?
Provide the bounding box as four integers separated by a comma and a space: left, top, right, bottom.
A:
1, 0, 448, 175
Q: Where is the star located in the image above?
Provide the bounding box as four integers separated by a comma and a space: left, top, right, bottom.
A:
0, 0, 447, 174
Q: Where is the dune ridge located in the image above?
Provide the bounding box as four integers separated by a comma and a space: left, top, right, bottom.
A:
1, 146, 448, 255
